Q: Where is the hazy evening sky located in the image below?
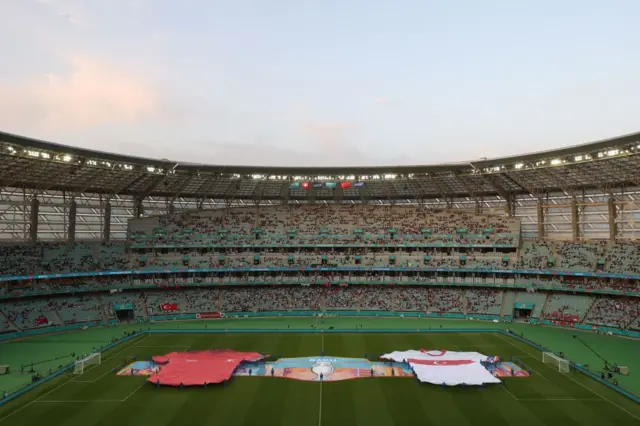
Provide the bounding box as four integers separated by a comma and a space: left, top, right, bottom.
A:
1, 0, 639, 167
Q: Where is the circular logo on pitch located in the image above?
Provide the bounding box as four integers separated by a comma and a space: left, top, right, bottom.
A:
311, 361, 334, 379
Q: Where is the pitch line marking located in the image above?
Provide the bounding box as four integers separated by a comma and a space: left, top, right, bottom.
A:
497, 333, 640, 422
495, 334, 551, 381
36, 400, 123, 403
132, 345, 191, 348
318, 330, 324, 426
318, 380, 323, 426
0, 333, 149, 423
501, 385, 519, 400
70, 348, 144, 383
0, 379, 70, 423
518, 398, 603, 402
122, 382, 147, 402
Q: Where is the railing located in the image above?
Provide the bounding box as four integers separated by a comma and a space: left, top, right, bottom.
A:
1, 277, 638, 300
2, 265, 640, 282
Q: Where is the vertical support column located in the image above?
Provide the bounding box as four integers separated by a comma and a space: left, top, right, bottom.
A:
68, 200, 77, 243
29, 198, 39, 243
571, 198, 579, 242
168, 201, 175, 215
608, 197, 617, 241
503, 194, 513, 217
474, 200, 481, 215
103, 202, 111, 242
134, 197, 144, 218
536, 199, 544, 240
508, 193, 515, 217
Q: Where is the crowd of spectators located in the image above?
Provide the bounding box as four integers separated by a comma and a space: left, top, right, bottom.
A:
0, 206, 639, 335
465, 290, 502, 315
543, 295, 593, 323
0, 242, 127, 277
427, 288, 462, 312
127, 206, 520, 244
145, 289, 218, 315
1, 287, 638, 332
583, 298, 639, 329
517, 240, 640, 274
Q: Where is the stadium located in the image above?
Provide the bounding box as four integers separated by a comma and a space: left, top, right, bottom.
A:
0, 129, 639, 426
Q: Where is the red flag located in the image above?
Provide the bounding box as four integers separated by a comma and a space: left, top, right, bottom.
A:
161, 303, 178, 311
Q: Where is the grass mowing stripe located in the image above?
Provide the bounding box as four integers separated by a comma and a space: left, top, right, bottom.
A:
0, 333, 147, 424
495, 332, 640, 422
2, 331, 638, 426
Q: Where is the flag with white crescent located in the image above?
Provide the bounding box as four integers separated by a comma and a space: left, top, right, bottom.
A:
381, 349, 501, 386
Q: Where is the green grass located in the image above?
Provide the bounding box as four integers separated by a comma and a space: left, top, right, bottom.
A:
0, 329, 639, 426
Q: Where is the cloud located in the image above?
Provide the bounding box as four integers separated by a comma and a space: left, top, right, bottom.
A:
0, 56, 161, 133
374, 96, 390, 105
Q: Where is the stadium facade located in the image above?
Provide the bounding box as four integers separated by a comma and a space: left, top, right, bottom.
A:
1, 130, 640, 241
1, 129, 639, 408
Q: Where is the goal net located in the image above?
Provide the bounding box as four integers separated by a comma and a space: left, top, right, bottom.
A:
542, 352, 570, 373
73, 353, 101, 375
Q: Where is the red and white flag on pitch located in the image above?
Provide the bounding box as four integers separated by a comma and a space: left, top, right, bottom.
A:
380, 349, 501, 386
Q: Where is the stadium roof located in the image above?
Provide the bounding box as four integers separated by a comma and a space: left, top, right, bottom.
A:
1, 130, 640, 201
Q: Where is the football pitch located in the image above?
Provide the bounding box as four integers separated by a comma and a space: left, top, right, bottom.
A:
0, 326, 639, 426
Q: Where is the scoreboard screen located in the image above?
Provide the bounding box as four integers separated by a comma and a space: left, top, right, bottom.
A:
290, 181, 364, 189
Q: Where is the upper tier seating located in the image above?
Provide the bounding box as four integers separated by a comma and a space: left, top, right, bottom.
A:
128, 206, 520, 244
0, 242, 127, 277
518, 241, 640, 273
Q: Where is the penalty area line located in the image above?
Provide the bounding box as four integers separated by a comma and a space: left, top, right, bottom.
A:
122, 382, 147, 402
0, 334, 150, 424
497, 333, 640, 422
495, 334, 551, 381
501, 385, 519, 401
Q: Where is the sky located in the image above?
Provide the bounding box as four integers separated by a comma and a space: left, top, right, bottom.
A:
1, 0, 639, 167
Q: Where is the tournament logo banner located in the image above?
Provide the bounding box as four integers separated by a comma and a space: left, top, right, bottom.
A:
117, 361, 160, 376
235, 357, 414, 382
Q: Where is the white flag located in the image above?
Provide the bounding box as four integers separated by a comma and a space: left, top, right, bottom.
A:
381, 349, 501, 386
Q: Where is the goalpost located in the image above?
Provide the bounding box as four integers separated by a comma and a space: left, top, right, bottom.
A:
73, 353, 101, 375
542, 352, 570, 373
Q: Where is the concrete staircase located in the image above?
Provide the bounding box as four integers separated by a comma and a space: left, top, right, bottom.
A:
51, 305, 65, 326
462, 291, 469, 314
140, 293, 150, 320
581, 298, 599, 324
540, 293, 552, 319
499, 291, 508, 318
0, 309, 21, 331
95, 295, 110, 322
